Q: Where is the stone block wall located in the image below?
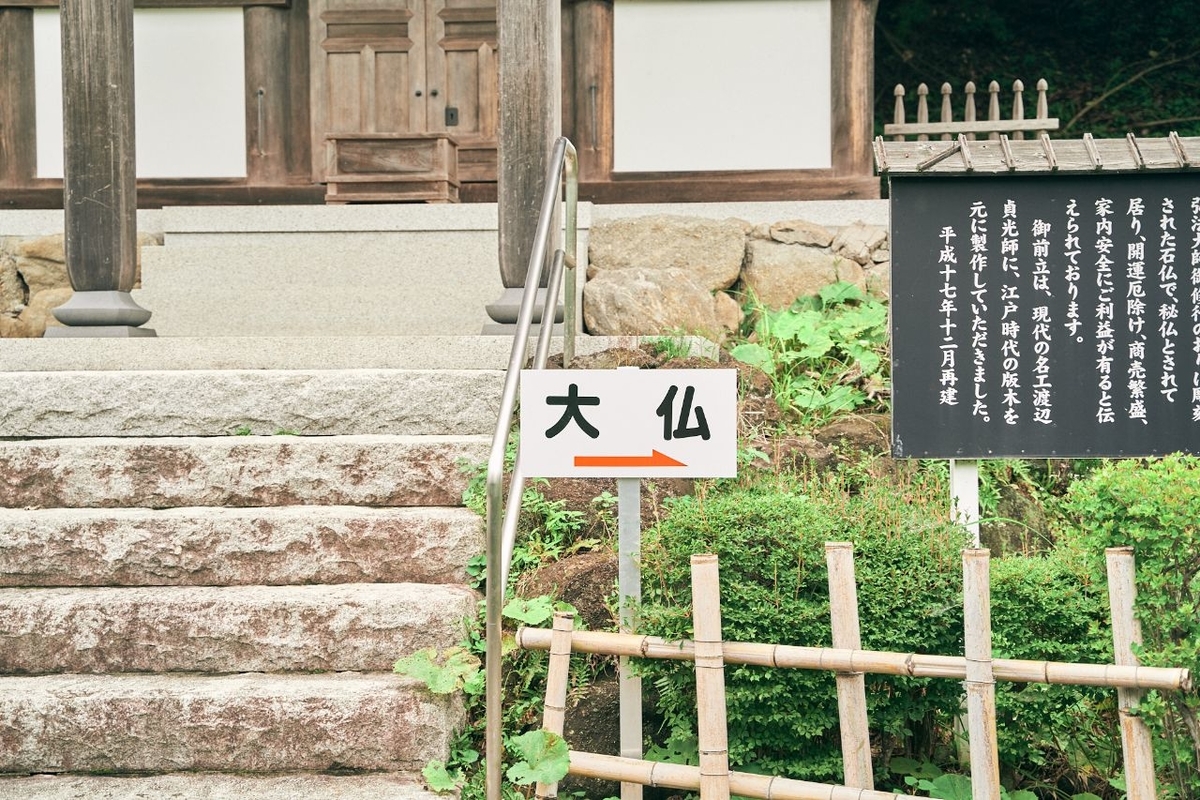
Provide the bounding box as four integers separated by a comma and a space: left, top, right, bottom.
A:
0, 233, 162, 338
583, 214, 890, 338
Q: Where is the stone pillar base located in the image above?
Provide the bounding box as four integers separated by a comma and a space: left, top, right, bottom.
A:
484, 287, 563, 331
45, 325, 157, 338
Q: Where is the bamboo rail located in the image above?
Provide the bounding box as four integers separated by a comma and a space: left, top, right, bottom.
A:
569, 751, 898, 800
516, 628, 1191, 692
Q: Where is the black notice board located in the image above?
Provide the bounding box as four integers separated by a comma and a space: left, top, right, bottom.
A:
890, 173, 1200, 458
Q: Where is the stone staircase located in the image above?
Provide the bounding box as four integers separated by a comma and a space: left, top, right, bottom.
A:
0, 336, 510, 798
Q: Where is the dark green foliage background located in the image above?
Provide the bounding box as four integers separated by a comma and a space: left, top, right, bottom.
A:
876, 0, 1200, 138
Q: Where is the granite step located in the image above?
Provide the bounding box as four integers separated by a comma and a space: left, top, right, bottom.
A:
0, 435, 489, 509
0, 369, 503, 438
0, 773, 444, 800
0, 506, 482, 588
0, 583, 476, 674
0, 673, 457, 775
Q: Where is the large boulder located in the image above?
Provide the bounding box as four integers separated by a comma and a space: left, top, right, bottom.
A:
583, 267, 741, 337
587, 215, 747, 291
17, 287, 72, 337
741, 239, 864, 310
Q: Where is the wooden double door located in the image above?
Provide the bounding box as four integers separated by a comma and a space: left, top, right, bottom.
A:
310, 0, 498, 187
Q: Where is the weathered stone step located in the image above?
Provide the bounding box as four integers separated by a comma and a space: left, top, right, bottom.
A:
0, 335, 660, 372
0, 435, 488, 509
0, 583, 475, 674
0, 673, 456, 774
0, 773, 443, 800
0, 506, 482, 587
0, 369, 502, 437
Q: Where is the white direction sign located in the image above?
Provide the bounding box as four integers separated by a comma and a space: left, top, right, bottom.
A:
519, 369, 738, 478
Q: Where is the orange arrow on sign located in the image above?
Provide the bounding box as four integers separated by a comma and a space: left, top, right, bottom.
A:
574, 450, 687, 468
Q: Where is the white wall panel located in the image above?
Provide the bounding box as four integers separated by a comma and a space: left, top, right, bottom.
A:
613, 0, 831, 172
35, 8, 246, 179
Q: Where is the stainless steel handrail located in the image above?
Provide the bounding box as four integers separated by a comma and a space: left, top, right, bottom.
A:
485, 137, 578, 800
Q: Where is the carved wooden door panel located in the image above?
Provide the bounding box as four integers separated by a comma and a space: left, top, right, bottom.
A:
310, 0, 428, 178
425, 0, 498, 181
310, 0, 497, 184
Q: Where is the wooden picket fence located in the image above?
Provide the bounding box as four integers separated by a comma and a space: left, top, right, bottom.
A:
517, 546, 1192, 800
886, 79, 1059, 141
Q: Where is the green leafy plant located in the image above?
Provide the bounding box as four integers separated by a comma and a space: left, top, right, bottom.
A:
647, 334, 694, 361
504, 730, 570, 786
729, 282, 889, 424
1061, 455, 1200, 798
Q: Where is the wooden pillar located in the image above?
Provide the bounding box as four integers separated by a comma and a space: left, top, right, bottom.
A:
245, 0, 311, 186
563, 0, 612, 184
495, 0, 561, 304
49, 0, 153, 336
830, 0, 878, 178
0, 9, 36, 186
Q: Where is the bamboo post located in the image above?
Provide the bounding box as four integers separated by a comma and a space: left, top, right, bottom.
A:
892, 84, 906, 142
691, 554, 731, 800
939, 83, 953, 141
1011, 79, 1026, 140
1105, 547, 1158, 800
964, 81, 977, 140
617, 476, 643, 800
536, 611, 576, 800
963, 549, 1001, 800
915, 83, 930, 141
825, 542, 874, 789
987, 80, 1001, 140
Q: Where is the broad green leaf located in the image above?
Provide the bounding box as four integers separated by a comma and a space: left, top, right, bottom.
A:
394, 647, 481, 694
1008, 791, 1039, 800
925, 773, 973, 800
767, 308, 823, 342
505, 730, 570, 785
503, 596, 557, 625
422, 760, 461, 793
728, 342, 775, 373
818, 281, 865, 306
1070, 793, 1105, 800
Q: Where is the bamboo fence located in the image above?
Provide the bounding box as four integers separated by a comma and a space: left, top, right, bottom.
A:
521, 546, 1190, 799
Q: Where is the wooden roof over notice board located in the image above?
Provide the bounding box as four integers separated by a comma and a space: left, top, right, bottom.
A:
875, 133, 1200, 176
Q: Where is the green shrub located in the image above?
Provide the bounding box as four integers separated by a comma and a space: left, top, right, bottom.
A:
990, 554, 1117, 794
1061, 455, 1200, 797
638, 475, 970, 783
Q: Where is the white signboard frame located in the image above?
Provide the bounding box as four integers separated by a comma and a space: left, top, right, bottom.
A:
519, 369, 738, 478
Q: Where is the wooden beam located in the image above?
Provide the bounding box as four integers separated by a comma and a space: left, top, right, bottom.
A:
497, 0, 561, 289
0, 1, 290, 8
61, 0, 137, 294
830, 0, 878, 178
0, 8, 36, 185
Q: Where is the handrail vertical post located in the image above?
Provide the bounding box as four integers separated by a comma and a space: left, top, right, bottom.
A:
486, 137, 577, 800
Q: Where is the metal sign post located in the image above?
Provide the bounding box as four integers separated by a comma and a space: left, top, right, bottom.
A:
521, 367, 737, 799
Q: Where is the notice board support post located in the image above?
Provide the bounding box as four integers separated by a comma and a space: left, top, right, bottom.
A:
617, 476, 643, 800
950, 459, 980, 547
